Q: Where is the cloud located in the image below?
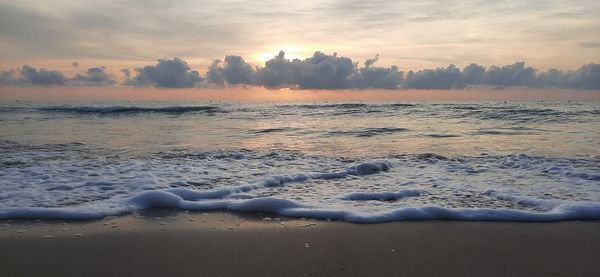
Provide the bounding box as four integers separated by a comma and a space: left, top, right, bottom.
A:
72, 67, 116, 86
205, 60, 225, 85
254, 51, 303, 88
20, 65, 66, 85
403, 64, 461, 89
400, 62, 554, 89
205, 55, 256, 86
536, 63, 600, 89
120, 68, 131, 79
1, 53, 598, 90
251, 51, 361, 89
364, 54, 379, 68
1, 65, 114, 86
1, 1, 599, 70
0, 69, 18, 85
296, 52, 356, 89
461, 63, 486, 85
222, 55, 255, 85
348, 64, 403, 90
572, 63, 600, 89
210, 51, 394, 89
124, 58, 202, 88
483, 62, 537, 87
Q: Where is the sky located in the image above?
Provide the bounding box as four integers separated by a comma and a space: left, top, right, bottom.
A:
2, 87, 599, 102
0, 0, 599, 94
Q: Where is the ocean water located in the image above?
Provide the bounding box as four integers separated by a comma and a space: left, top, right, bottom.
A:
1, 100, 599, 222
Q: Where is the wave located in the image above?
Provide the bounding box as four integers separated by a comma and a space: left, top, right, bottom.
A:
474, 108, 564, 123
265, 103, 599, 124
472, 128, 541, 136
450, 106, 598, 124
2, 191, 599, 223
4, 103, 597, 126
277, 103, 369, 109
326, 127, 408, 137
251, 127, 303, 134
38, 105, 226, 114
426, 134, 461, 138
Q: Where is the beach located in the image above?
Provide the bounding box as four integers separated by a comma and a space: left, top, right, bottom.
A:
2, 211, 599, 277
2, 1, 600, 276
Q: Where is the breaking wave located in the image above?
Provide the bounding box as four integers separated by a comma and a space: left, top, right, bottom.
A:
1, 144, 599, 222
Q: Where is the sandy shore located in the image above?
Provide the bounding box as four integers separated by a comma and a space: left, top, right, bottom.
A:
1, 211, 599, 277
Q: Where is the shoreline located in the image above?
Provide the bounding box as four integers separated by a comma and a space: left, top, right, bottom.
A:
2, 211, 599, 277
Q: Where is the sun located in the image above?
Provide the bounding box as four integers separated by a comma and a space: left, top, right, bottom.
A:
257, 53, 277, 63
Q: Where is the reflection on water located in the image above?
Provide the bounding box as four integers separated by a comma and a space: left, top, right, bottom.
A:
1, 101, 598, 158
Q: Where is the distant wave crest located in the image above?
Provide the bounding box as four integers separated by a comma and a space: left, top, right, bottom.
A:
39, 105, 226, 114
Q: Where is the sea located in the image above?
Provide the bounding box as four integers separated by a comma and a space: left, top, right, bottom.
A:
1, 100, 599, 222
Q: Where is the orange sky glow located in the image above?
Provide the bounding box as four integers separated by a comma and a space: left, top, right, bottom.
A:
1, 87, 598, 102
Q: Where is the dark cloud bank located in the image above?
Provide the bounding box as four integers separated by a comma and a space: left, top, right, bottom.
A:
1, 66, 115, 86
1, 51, 599, 90
123, 58, 202, 88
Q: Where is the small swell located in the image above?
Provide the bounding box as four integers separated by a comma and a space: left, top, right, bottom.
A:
39, 105, 226, 114
279, 103, 369, 109
473, 129, 539, 136
327, 127, 408, 137
252, 127, 302, 134
426, 134, 461, 138
472, 108, 566, 123
383, 103, 416, 108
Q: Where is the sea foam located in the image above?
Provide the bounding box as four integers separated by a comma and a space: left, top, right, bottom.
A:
1, 148, 599, 222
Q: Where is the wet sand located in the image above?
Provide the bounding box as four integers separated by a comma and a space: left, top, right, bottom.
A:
1, 211, 599, 277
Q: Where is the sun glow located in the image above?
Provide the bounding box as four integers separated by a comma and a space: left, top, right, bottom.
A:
254, 46, 309, 64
